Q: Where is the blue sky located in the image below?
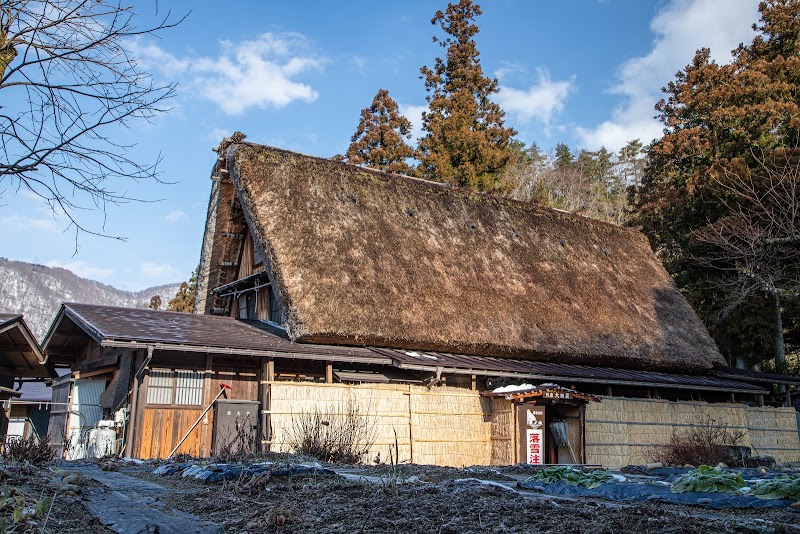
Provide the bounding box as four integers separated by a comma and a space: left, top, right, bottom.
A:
1, 0, 761, 290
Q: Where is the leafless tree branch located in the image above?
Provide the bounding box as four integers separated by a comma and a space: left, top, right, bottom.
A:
0, 0, 185, 241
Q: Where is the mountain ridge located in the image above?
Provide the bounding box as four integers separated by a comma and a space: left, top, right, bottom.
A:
0, 258, 182, 341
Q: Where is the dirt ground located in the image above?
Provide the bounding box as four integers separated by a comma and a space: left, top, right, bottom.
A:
130, 460, 800, 533
3, 459, 800, 533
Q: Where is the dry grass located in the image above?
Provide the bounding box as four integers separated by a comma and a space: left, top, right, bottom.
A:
2, 435, 55, 465
648, 417, 746, 467
285, 402, 376, 464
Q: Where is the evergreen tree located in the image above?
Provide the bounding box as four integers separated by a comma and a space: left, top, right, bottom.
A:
167, 268, 198, 313
417, 0, 516, 190
632, 0, 800, 369
554, 143, 576, 170
343, 89, 414, 175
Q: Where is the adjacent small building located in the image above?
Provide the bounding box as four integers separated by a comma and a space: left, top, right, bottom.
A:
40, 141, 800, 466
0, 313, 54, 442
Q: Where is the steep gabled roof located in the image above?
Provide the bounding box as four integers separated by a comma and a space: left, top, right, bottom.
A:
196, 142, 725, 372
0, 313, 51, 378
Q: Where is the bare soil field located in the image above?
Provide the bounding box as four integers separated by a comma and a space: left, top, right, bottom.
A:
3, 458, 799, 533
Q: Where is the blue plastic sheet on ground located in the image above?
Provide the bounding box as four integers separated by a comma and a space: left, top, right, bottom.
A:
517, 479, 796, 508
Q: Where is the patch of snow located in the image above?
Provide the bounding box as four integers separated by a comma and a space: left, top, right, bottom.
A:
491, 383, 537, 394
451, 478, 516, 491
404, 351, 438, 360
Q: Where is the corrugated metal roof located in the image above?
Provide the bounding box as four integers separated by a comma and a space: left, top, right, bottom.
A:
715, 366, 800, 385
375, 348, 768, 394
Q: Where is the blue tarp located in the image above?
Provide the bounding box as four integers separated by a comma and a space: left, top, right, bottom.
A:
517, 479, 796, 508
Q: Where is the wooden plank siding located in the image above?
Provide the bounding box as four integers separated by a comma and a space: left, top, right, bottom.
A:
133, 355, 260, 459
139, 407, 203, 458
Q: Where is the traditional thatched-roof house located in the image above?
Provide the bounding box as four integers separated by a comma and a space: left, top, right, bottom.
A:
40, 141, 800, 466
196, 142, 721, 372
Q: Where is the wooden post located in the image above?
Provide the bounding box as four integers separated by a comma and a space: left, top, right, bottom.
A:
757, 394, 765, 407
325, 362, 333, 384
124, 350, 141, 458
471, 374, 477, 391
260, 359, 274, 453
128, 346, 152, 459
407, 386, 414, 464
132, 352, 152, 459
785, 388, 792, 408
605, 386, 613, 397
200, 353, 213, 457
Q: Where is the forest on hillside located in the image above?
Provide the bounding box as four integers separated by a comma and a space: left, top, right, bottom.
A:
336, 0, 800, 374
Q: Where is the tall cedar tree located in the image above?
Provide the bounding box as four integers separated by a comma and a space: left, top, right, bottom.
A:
417, 0, 516, 190
633, 0, 800, 369
343, 89, 414, 174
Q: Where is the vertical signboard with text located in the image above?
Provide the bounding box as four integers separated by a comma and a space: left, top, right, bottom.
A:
523, 405, 545, 465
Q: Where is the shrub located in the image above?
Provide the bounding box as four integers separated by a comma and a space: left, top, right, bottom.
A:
2, 435, 55, 465
286, 402, 376, 464
648, 418, 745, 467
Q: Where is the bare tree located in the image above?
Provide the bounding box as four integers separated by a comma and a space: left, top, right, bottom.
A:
0, 0, 184, 239
691, 149, 800, 369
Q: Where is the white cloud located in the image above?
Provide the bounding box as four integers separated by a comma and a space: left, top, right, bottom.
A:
576, 0, 760, 151
350, 55, 367, 72
140, 262, 180, 280
164, 210, 186, 222
399, 104, 427, 142
0, 214, 59, 232
133, 32, 323, 115
46, 260, 115, 280
496, 69, 575, 126
494, 61, 525, 82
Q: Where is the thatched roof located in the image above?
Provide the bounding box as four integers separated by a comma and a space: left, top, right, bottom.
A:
197, 142, 725, 372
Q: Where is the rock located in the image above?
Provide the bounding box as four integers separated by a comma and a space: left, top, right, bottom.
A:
715, 462, 729, 469
791, 501, 800, 509
62, 473, 85, 486
683, 464, 695, 469
758, 468, 767, 474
646, 462, 663, 471
418, 474, 433, 482
405, 475, 421, 484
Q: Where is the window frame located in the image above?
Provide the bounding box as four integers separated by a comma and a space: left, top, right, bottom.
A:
146, 369, 205, 406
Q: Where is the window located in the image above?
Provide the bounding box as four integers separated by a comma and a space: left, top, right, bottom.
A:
253, 236, 263, 266
147, 370, 204, 405
268, 286, 283, 323
238, 292, 256, 319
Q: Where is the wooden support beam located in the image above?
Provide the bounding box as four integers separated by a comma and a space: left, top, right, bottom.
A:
757, 394, 765, 407
605, 386, 613, 397
471, 374, 476, 391
200, 353, 213, 457
259, 358, 274, 453
326, 361, 333, 384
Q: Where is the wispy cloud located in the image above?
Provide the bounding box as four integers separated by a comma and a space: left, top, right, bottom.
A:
0, 214, 59, 232
46, 260, 115, 280
140, 262, 181, 280
496, 69, 575, 127
132, 32, 324, 115
576, 0, 759, 150
164, 210, 186, 222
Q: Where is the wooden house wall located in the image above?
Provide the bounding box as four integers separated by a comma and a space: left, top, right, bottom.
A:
134, 351, 260, 459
